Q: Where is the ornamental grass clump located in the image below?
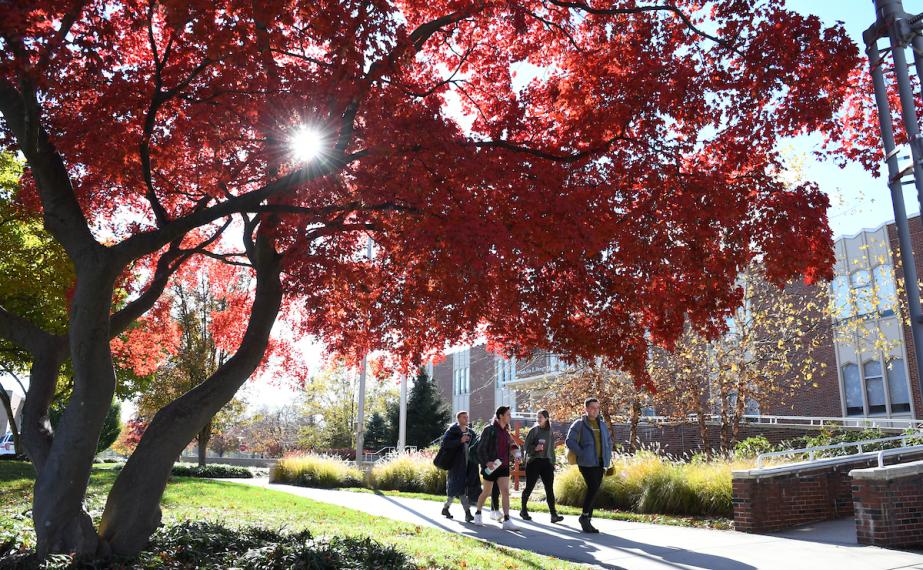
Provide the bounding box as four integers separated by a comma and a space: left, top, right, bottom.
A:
371, 453, 446, 494
554, 451, 737, 517
270, 454, 363, 489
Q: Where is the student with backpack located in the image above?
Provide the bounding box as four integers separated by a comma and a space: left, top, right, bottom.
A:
436, 411, 479, 522
565, 398, 612, 533
520, 409, 564, 523
472, 406, 519, 530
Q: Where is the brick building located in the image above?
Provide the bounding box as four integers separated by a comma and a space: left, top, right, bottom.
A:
432, 216, 923, 431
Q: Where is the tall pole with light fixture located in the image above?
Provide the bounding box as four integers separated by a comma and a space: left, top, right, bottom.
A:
355, 236, 373, 465
866, 0, 923, 402
397, 372, 408, 452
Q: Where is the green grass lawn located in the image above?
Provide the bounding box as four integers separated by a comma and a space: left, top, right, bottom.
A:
0, 462, 588, 569
341, 487, 734, 530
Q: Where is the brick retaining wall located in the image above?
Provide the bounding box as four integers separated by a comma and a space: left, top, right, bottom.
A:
851, 460, 923, 548
733, 450, 923, 533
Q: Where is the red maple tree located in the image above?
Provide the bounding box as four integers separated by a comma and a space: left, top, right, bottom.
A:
0, 0, 857, 559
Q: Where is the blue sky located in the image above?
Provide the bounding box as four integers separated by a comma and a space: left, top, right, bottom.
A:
787, 0, 923, 238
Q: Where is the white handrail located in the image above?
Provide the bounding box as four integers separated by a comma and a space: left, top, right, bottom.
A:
737, 443, 923, 478
631, 414, 923, 431
756, 432, 923, 468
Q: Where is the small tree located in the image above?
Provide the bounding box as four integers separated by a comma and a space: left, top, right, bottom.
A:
365, 412, 389, 451
540, 365, 650, 451
649, 263, 836, 453
386, 369, 451, 449
242, 404, 308, 457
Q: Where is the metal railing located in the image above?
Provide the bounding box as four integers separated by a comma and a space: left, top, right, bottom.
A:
360, 446, 418, 464
634, 413, 923, 431
756, 432, 923, 469
511, 411, 538, 421
742, 443, 923, 477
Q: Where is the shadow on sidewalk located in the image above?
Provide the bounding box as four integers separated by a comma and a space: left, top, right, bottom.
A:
374, 491, 756, 570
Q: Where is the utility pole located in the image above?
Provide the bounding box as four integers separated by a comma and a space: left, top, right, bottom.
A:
865, 0, 923, 404
355, 236, 373, 465
398, 372, 408, 452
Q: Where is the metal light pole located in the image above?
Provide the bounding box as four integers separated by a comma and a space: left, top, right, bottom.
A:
397, 372, 408, 452
866, 0, 923, 404
355, 236, 373, 465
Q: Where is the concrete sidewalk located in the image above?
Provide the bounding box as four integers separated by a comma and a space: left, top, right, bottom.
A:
229, 478, 923, 570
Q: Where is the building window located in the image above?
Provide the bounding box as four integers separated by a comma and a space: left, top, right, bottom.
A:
873, 264, 897, 316
832, 276, 850, 320
453, 349, 470, 396
833, 266, 897, 320
453, 366, 469, 395
852, 270, 876, 316
887, 358, 912, 413
843, 363, 863, 416
864, 360, 886, 415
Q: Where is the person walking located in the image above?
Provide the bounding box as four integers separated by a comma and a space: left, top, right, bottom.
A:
441, 411, 478, 522
520, 409, 564, 523
565, 398, 612, 533
473, 406, 519, 530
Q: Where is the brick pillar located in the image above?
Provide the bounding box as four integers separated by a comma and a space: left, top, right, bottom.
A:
851, 460, 923, 549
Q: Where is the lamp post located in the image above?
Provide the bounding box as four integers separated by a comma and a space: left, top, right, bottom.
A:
355, 236, 373, 465
865, 0, 923, 404
397, 372, 407, 452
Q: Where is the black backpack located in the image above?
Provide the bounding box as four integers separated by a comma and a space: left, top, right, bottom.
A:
433, 431, 459, 470
469, 425, 494, 465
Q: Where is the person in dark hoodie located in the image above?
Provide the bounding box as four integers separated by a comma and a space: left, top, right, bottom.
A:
565, 398, 612, 533
520, 409, 564, 523
473, 406, 519, 530
440, 411, 479, 522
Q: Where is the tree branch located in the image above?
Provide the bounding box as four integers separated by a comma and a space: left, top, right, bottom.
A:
0, 78, 98, 255
544, 1, 742, 55
473, 133, 631, 162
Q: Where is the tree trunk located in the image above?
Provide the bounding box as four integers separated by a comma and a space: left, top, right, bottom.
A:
628, 397, 640, 453
99, 235, 282, 557
696, 402, 710, 459
18, 338, 66, 473
33, 263, 119, 559
0, 386, 22, 456
718, 384, 731, 453
197, 419, 212, 467
731, 382, 748, 449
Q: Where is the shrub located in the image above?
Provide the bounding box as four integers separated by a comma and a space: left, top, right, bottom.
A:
0, 521, 414, 569
171, 463, 253, 479
553, 466, 586, 508
371, 453, 446, 494
271, 454, 363, 489
734, 436, 773, 458
554, 451, 737, 517
780, 427, 900, 459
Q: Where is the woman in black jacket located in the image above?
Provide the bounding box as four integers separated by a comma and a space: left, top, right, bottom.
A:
473, 406, 519, 530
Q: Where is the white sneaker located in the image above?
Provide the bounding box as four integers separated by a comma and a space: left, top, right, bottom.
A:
490, 510, 502, 521
473, 513, 483, 526
502, 518, 519, 531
